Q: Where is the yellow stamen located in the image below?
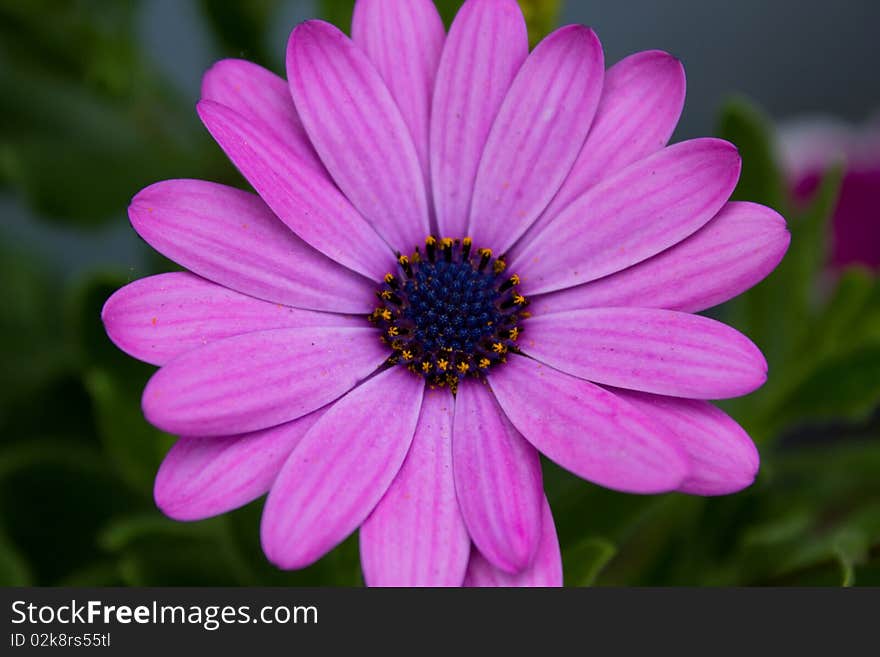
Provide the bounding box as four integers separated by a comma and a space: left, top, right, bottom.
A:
425, 235, 437, 246
509, 274, 521, 285
398, 254, 409, 265
421, 361, 432, 372
379, 308, 392, 321
513, 293, 526, 305
402, 350, 413, 360
380, 290, 392, 300
479, 358, 491, 369
384, 273, 395, 284
508, 327, 520, 341
492, 342, 506, 354
479, 247, 492, 258
387, 326, 399, 336
441, 237, 454, 249
437, 358, 449, 371
462, 237, 473, 247
493, 259, 507, 273
457, 362, 470, 374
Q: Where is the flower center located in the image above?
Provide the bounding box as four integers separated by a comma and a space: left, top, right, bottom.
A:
369, 236, 529, 390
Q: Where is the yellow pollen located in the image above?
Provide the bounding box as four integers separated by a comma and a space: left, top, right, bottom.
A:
457, 362, 470, 374
462, 236, 473, 247
510, 274, 521, 285
492, 342, 506, 354
380, 290, 392, 300
402, 350, 413, 360
437, 358, 449, 371
398, 254, 409, 265
479, 358, 491, 369
387, 326, 399, 336
379, 308, 392, 320
441, 237, 454, 249
421, 361, 432, 372
412, 251, 421, 262
493, 259, 507, 273
479, 247, 492, 257
384, 273, 395, 283
509, 327, 520, 341
425, 235, 436, 245
513, 293, 526, 305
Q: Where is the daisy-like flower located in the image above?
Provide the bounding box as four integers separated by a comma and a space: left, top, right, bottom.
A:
778, 115, 880, 271
102, 0, 790, 586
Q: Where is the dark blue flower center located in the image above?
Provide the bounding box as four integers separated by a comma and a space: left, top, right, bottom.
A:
369, 236, 529, 390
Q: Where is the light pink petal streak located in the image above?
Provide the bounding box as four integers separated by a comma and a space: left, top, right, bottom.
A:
464, 496, 562, 587
261, 367, 424, 570
128, 180, 374, 313
197, 100, 390, 280
453, 380, 543, 573
200, 58, 324, 175
142, 326, 388, 437
431, 0, 528, 237
530, 202, 790, 314
612, 390, 760, 495
360, 388, 469, 587
522, 308, 767, 399
468, 25, 605, 253
352, 0, 445, 198
102, 273, 360, 366
512, 49, 685, 255
154, 409, 324, 521
287, 20, 429, 252
489, 355, 688, 493
511, 138, 741, 294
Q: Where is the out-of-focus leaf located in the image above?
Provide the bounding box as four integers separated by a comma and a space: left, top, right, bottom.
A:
0, 440, 141, 584
317, 0, 561, 44
518, 0, 562, 46
0, 0, 224, 226
200, 0, 281, 67
716, 97, 786, 212
563, 537, 616, 586
0, 530, 32, 586
84, 369, 165, 495
772, 346, 880, 426
0, 244, 72, 415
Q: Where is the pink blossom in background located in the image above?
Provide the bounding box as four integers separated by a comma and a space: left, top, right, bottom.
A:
778, 116, 880, 270
102, 0, 790, 587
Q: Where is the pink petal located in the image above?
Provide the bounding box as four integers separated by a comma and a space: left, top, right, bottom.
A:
529, 202, 790, 315
431, 0, 528, 237
287, 20, 429, 252
142, 326, 388, 437
511, 138, 742, 294
128, 179, 375, 313
261, 367, 424, 570
197, 100, 391, 280
102, 272, 360, 366
512, 49, 685, 256
611, 389, 760, 495
154, 408, 324, 521
360, 388, 469, 587
468, 25, 605, 253
351, 0, 445, 196
200, 58, 324, 175
488, 355, 688, 494
453, 380, 543, 573
522, 308, 767, 399
463, 496, 562, 587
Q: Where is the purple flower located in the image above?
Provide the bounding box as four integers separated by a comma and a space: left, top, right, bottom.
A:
102, 0, 790, 586
778, 116, 880, 271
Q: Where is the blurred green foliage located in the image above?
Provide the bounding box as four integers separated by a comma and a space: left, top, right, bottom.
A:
0, 0, 877, 587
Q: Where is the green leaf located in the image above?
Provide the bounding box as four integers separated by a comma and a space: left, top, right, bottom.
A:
200, 0, 282, 68
84, 369, 167, 495
317, 1, 561, 44
0, 530, 32, 586
716, 97, 786, 212
563, 537, 616, 586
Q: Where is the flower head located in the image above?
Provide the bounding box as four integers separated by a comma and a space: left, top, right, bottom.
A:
102, 0, 790, 586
